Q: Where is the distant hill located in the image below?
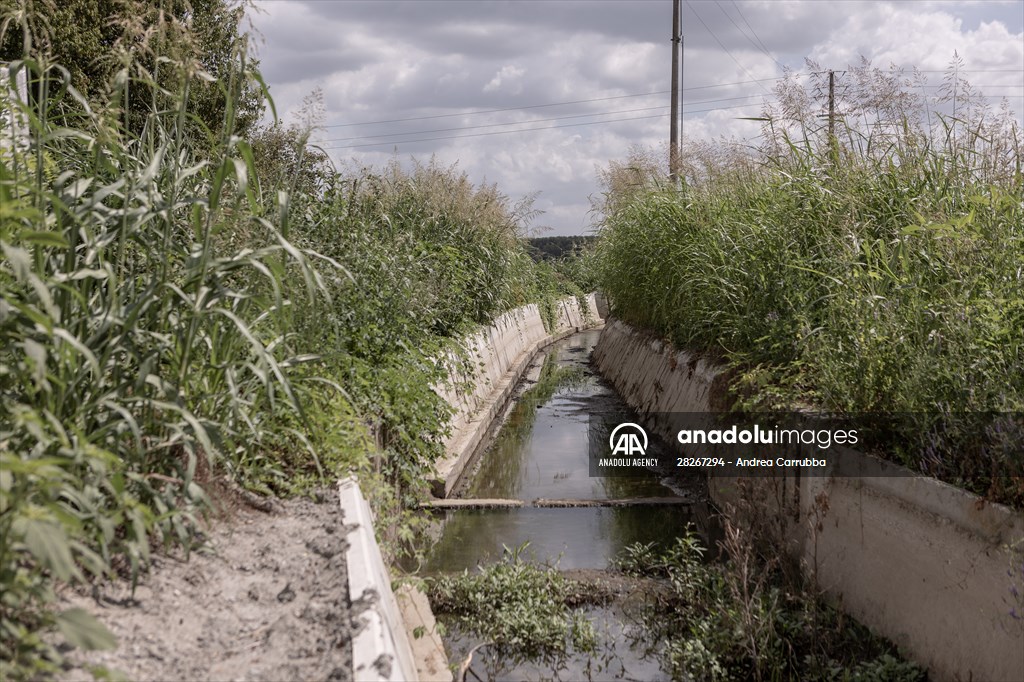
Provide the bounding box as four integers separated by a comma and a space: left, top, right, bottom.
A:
526, 235, 598, 261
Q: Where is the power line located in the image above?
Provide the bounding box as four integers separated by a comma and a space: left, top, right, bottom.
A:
716, 0, 784, 70
324, 91, 668, 128
322, 77, 789, 129
685, 0, 774, 94
319, 95, 767, 146
318, 100, 772, 152
319, 113, 668, 150
730, 0, 777, 63
917, 69, 1024, 73
319, 104, 671, 143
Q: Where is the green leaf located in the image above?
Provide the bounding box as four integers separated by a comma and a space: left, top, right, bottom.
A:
20, 231, 70, 248
56, 608, 118, 651
19, 517, 79, 581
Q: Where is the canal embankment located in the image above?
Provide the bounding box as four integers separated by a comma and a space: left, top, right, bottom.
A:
592, 318, 1024, 682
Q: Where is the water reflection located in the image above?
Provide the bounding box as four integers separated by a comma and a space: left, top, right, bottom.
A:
460, 330, 679, 502
423, 506, 694, 573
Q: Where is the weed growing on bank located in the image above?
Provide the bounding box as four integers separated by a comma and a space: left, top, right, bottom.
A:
595, 60, 1023, 505
614, 530, 925, 681
428, 544, 597, 665
0, 2, 589, 675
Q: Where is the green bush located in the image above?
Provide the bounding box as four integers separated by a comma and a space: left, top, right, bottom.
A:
615, 533, 925, 682
595, 60, 1023, 505
1, 4, 593, 673
1, 22, 329, 676
428, 543, 596, 658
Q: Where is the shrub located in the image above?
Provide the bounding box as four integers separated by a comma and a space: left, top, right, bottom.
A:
595, 58, 1024, 505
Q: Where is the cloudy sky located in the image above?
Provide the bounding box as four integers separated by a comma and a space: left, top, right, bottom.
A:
247, 0, 1024, 236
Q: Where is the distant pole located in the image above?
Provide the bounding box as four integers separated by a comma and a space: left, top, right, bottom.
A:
669, 0, 681, 184
828, 69, 839, 166
828, 69, 835, 142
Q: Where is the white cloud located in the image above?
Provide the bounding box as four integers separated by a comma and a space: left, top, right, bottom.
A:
484, 65, 526, 94
809, 4, 1023, 75
249, 1, 1023, 236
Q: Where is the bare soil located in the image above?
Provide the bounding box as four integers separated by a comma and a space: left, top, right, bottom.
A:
57, 494, 354, 682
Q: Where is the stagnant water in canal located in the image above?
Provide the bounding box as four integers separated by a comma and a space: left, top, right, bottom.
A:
422, 328, 713, 681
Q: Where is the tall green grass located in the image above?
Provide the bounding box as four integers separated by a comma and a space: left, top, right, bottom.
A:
596, 61, 1023, 505
0, 20, 333, 675
1, 5, 590, 673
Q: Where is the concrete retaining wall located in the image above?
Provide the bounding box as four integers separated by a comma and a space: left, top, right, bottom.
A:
432, 294, 602, 496
339, 478, 421, 682
593, 319, 1024, 682
336, 296, 600, 681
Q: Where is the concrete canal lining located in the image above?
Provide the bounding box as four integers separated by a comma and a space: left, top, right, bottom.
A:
337, 296, 601, 681
592, 318, 1024, 682
432, 294, 603, 497
340, 478, 452, 682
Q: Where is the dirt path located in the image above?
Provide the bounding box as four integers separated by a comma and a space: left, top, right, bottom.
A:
58, 494, 354, 682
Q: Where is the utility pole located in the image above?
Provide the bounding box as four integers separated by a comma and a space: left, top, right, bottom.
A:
827, 69, 840, 166
669, 0, 681, 184
828, 70, 835, 143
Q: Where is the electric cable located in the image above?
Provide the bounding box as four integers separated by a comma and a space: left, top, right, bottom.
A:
685, 0, 774, 94
716, 0, 785, 70
319, 94, 765, 144
318, 101, 770, 151
323, 77, 790, 129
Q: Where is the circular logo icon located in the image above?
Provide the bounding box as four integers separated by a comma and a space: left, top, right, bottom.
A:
609, 422, 648, 456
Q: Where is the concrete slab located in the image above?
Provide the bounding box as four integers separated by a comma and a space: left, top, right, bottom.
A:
339, 478, 419, 682
421, 498, 525, 509
533, 496, 692, 507
395, 584, 452, 682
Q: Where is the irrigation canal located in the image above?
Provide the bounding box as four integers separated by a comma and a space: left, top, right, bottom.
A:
419, 328, 713, 680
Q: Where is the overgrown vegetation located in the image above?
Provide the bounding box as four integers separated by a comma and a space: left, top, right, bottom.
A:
614, 528, 925, 681
0, 1, 590, 676
526, 235, 597, 262
428, 544, 596, 666
595, 59, 1024, 505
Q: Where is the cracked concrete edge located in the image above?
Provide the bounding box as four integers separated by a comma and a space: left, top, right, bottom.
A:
338, 478, 419, 682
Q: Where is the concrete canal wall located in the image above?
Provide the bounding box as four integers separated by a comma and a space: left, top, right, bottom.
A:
593, 318, 1024, 682
339, 295, 601, 681
432, 294, 603, 496
340, 478, 451, 682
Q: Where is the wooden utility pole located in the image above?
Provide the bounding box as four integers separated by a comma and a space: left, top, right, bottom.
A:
669, 0, 681, 184
827, 69, 839, 165
828, 70, 835, 142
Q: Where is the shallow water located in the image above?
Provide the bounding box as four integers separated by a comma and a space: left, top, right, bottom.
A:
456, 328, 683, 504
425, 329, 706, 681
423, 505, 693, 572
441, 604, 670, 682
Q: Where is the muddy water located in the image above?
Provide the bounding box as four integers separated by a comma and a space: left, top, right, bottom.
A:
456, 328, 679, 503
427, 329, 701, 570
425, 329, 707, 681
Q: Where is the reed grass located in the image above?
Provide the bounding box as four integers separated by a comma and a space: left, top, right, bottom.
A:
0, 4, 587, 675
596, 60, 1023, 505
